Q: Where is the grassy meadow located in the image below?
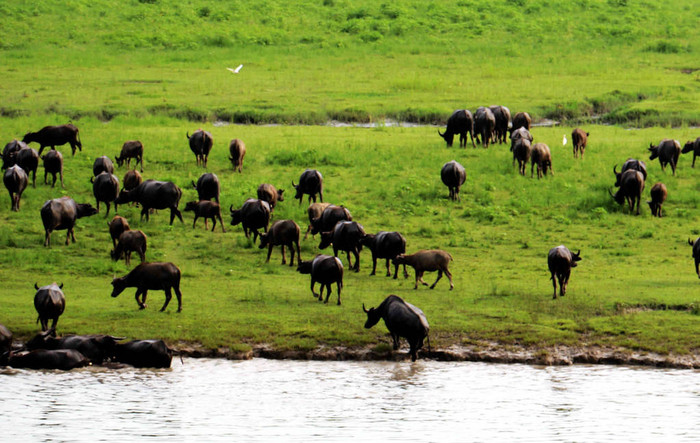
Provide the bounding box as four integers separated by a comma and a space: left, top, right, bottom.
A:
0, 0, 699, 358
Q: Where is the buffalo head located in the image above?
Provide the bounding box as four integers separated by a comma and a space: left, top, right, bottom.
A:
648, 143, 659, 160
571, 250, 582, 267
438, 129, 454, 147
682, 141, 696, 154
318, 231, 333, 250
296, 260, 313, 275
362, 304, 382, 329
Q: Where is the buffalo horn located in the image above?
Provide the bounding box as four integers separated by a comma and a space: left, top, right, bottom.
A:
191, 180, 197, 189
229, 205, 234, 213
608, 188, 614, 198
689, 238, 694, 246
575, 250, 580, 256
613, 164, 618, 175
437, 129, 444, 137
362, 303, 369, 313
292, 180, 297, 189
34, 282, 39, 290
59, 283, 64, 289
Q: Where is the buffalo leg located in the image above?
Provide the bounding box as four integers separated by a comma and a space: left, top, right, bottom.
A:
160, 288, 172, 312
352, 249, 360, 272
217, 213, 225, 232
336, 281, 342, 305
323, 284, 331, 304
430, 270, 443, 289
44, 230, 51, 247
551, 272, 558, 299
280, 245, 286, 265
370, 255, 378, 276
386, 258, 392, 277
192, 215, 198, 229
310, 279, 318, 298
170, 207, 183, 225
135, 289, 146, 309
204, 217, 209, 230
174, 285, 183, 312
445, 268, 454, 290
391, 333, 400, 350
138, 248, 146, 263
125, 251, 131, 267
417, 271, 429, 287
44, 170, 48, 185
266, 244, 273, 263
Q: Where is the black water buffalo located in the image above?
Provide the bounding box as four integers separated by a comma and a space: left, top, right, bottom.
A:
184, 200, 225, 232
614, 159, 647, 186
229, 139, 246, 172
2, 139, 27, 169
360, 231, 408, 279
111, 262, 183, 312
571, 128, 589, 158
511, 111, 531, 132
531, 143, 553, 178
112, 339, 172, 368
474, 106, 496, 148
34, 282, 66, 331
187, 129, 213, 167
513, 138, 532, 176
363, 294, 429, 362
649, 139, 681, 175
438, 109, 475, 148
115, 180, 183, 224
41, 197, 97, 246
111, 229, 148, 266
259, 219, 301, 266
108, 215, 130, 247
41, 149, 64, 188
393, 250, 454, 290
92, 172, 120, 216
647, 183, 667, 217
489, 105, 512, 144
296, 254, 344, 304
115, 140, 144, 172
5, 349, 90, 370
26, 329, 123, 365
548, 245, 581, 299
0, 323, 12, 356
123, 169, 143, 191
310, 204, 352, 235
257, 183, 285, 210
23, 124, 82, 156
681, 137, 700, 167
293, 169, 323, 204
3, 165, 28, 211
319, 221, 366, 272
14, 147, 39, 187
689, 237, 700, 279
93, 155, 114, 176
440, 160, 466, 201
609, 169, 645, 215
229, 198, 271, 244
192, 172, 220, 203
509, 126, 533, 152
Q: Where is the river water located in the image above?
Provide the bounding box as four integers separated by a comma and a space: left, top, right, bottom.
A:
1, 358, 698, 442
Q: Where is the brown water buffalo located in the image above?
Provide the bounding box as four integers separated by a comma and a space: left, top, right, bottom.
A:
123, 169, 143, 191
34, 282, 66, 331
93, 155, 114, 176
114, 180, 183, 224
41, 149, 64, 188
489, 105, 511, 144
440, 160, 466, 201
23, 124, 82, 156
319, 220, 366, 272
649, 139, 681, 175
14, 147, 39, 187
229, 139, 246, 172
26, 329, 123, 365
438, 109, 475, 148
647, 183, 667, 217
530, 143, 553, 178
2, 139, 27, 169
363, 295, 430, 362
510, 127, 533, 152
304, 202, 331, 239
111, 230, 148, 266
259, 220, 301, 266
393, 250, 454, 290
293, 169, 323, 204
360, 231, 408, 279
296, 255, 344, 305
571, 128, 589, 158
614, 159, 647, 186
111, 339, 172, 368
187, 129, 213, 167
3, 165, 28, 211
681, 137, 700, 168
192, 172, 220, 203
511, 112, 531, 132
230, 198, 271, 243
111, 262, 183, 312
41, 197, 97, 246
92, 172, 120, 216
609, 169, 645, 215
257, 183, 285, 210
513, 138, 532, 176
548, 245, 581, 299
474, 106, 496, 148
184, 200, 225, 232
5, 349, 90, 370
310, 204, 352, 235
115, 140, 144, 172
108, 215, 130, 248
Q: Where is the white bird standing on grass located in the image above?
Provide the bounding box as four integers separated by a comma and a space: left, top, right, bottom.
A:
227, 64, 243, 74
562, 134, 567, 146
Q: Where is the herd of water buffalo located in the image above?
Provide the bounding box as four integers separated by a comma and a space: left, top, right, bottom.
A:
2, 113, 700, 367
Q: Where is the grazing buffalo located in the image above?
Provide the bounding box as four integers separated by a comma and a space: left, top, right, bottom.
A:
511, 111, 531, 132
41, 197, 97, 246
649, 139, 681, 175
15, 148, 39, 187
689, 237, 700, 279
108, 215, 130, 248
34, 282, 66, 331
111, 262, 183, 312
360, 231, 408, 279
304, 202, 331, 239
41, 149, 64, 188
296, 255, 344, 305
647, 183, 667, 217
229, 139, 246, 172
310, 204, 352, 236
115, 140, 144, 172
571, 128, 589, 158
614, 159, 647, 186
393, 250, 454, 290
513, 138, 532, 176
489, 105, 511, 145
2, 139, 27, 169
257, 183, 285, 210
6, 349, 90, 370
509, 127, 533, 152
92, 172, 120, 216
26, 329, 123, 365
530, 143, 553, 178
112, 339, 172, 368
123, 169, 143, 191
259, 220, 301, 266
609, 169, 645, 215
440, 160, 466, 201
93, 155, 115, 176
474, 106, 496, 148
319, 220, 366, 272
187, 129, 213, 167
363, 295, 430, 362
681, 137, 700, 167
438, 109, 475, 148
23, 124, 82, 156
229, 198, 271, 243
111, 229, 148, 266
184, 200, 225, 232
3, 165, 28, 211
0, 323, 12, 356
548, 245, 581, 299
293, 169, 323, 204
192, 172, 220, 203
115, 180, 183, 224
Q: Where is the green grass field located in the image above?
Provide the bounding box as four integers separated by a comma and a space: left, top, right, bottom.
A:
0, 0, 699, 358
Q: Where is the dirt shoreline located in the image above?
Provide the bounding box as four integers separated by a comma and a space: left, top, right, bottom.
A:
175, 342, 700, 369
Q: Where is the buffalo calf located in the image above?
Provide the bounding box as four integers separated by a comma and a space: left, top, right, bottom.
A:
531, 143, 553, 178
111, 230, 148, 266
647, 183, 667, 217
229, 139, 246, 172
185, 200, 225, 232
360, 231, 408, 278
393, 250, 454, 290
108, 215, 130, 247
42, 149, 64, 188
571, 128, 589, 158
115, 140, 144, 172
257, 183, 285, 210
259, 220, 301, 266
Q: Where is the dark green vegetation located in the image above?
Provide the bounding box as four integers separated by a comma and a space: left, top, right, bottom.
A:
0, 0, 699, 358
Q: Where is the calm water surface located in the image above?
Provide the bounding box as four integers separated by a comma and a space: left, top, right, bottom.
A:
1, 358, 698, 442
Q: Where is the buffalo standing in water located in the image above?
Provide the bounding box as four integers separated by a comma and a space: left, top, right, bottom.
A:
363, 295, 430, 362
